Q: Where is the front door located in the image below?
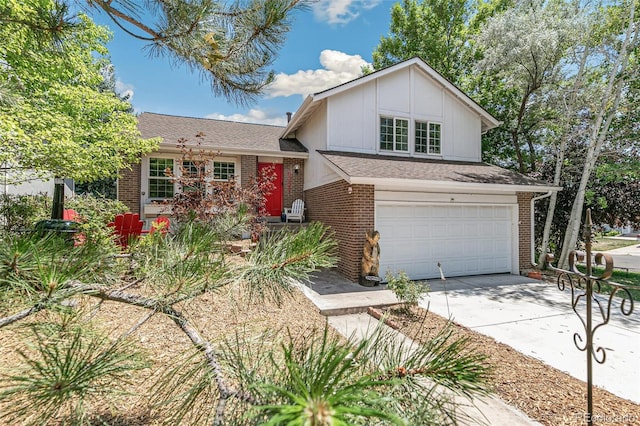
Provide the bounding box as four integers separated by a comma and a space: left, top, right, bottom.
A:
258, 162, 283, 217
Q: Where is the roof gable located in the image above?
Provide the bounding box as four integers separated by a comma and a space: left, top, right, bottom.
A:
282, 57, 500, 138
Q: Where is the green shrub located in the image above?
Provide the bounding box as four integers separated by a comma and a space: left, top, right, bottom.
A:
0, 193, 50, 232
385, 270, 429, 308
605, 230, 621, 236
66, 194, 128, 244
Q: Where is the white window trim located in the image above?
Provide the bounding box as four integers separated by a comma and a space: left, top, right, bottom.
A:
212, 158, 237, 182
142, 155, 240, 206
146, 155, 176, 201
379, 116, 410, 154
379, 116, 443, 158
414, 120, 443, 157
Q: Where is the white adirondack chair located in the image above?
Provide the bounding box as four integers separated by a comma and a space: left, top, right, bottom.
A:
285, 199, 305, 223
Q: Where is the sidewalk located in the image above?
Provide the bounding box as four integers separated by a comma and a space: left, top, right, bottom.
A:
299, 271, 640, 422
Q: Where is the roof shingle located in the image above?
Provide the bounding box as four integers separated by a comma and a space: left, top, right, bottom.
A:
319, 151, 553, 188
137, 112, 306, 154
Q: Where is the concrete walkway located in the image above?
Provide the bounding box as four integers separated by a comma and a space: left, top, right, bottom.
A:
299, 270, 640, 423
423, 275, 640, 404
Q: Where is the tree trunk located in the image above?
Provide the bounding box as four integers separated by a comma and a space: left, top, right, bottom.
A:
558, 2, 637, 267
538, 35, 591, 267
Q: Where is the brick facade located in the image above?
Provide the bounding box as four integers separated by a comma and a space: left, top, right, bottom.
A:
517, 192, 533, 272
118, 163, 141, 214
240, 155, 257, 188
283, 158, 304, 208
305, 180, 374, 282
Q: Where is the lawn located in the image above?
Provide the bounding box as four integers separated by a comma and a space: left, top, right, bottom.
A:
591, 236, 639, 251
573, 266, 640, 301
577, 237, 640, 300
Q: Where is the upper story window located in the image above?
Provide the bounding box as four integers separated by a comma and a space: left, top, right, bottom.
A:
380, 117, 409, 152
415, 121, 442, 155
149, 158, 174, 199
213, 161, 235, 181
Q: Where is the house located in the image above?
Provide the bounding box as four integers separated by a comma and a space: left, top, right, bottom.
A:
1, 166, 74, 198
119, 57, 560, 283
122, 113, 308, 219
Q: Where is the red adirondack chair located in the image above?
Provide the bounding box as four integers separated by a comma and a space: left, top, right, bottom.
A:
62, 209, 86, 246
108, 213, 144, 248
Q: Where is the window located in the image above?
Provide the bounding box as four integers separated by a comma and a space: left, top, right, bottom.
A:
415, 121, 428, 153
213, 161, 235, 181
380, 117, 409, 152
415, 121, 441, 155
428, 122, 441, 154
149, 158, 174, 199
181, 160, 206, 193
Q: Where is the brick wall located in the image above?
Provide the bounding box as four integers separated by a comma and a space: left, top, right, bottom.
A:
517, 192, 533, 271
240, 155, 257, 188
118, 163, 141, 214
283, 158, 304, 207
305, 180, 374, 282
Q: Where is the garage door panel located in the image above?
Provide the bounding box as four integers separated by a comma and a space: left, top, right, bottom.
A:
377, 203, 514, 280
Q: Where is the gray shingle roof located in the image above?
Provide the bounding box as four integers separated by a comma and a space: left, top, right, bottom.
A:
137, 112, 306, 154
318, 151, 553, 188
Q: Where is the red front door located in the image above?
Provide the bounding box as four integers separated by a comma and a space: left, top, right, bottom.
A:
258, 162, 283, 217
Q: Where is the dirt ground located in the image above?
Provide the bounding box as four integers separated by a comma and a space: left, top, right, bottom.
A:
377, 304, 640, 426
1, 278, 638, 425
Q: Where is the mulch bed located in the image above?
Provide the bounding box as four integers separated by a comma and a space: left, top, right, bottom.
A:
371, 304, 640, 426
1, 272, 638, 425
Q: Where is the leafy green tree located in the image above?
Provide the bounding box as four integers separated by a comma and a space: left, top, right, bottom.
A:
553, 0, 638, 266
372, 0, 473, 85
0, 1, 158, 185
472, 0, 580, 173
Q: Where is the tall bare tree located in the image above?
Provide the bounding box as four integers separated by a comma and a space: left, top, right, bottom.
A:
557, 0, 638, 267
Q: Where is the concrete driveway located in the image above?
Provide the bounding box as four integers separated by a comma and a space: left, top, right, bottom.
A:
421, 275, 640, 404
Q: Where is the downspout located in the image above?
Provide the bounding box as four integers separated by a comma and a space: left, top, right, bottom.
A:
530, 191, 553, 267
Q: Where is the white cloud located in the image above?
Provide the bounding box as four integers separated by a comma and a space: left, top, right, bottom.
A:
115, 79, 134, 101
205, 108, 288, 126
266, 50, 371, 98
312, 0, 381, 25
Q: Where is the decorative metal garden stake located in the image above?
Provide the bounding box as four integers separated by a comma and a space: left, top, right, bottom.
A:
546, 209, 635, 426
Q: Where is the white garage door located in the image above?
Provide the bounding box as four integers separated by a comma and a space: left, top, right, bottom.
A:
376, 203, 514, 280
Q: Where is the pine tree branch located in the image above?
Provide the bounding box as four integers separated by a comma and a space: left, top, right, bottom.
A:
64, 282, 260, 405
89, 0, 161, 41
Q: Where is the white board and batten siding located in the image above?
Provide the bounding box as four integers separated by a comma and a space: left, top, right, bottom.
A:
324, 65, 482, 162
375, 191, 519, 280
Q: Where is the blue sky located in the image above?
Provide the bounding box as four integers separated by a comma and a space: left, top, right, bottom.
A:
93, 1, 396, 127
